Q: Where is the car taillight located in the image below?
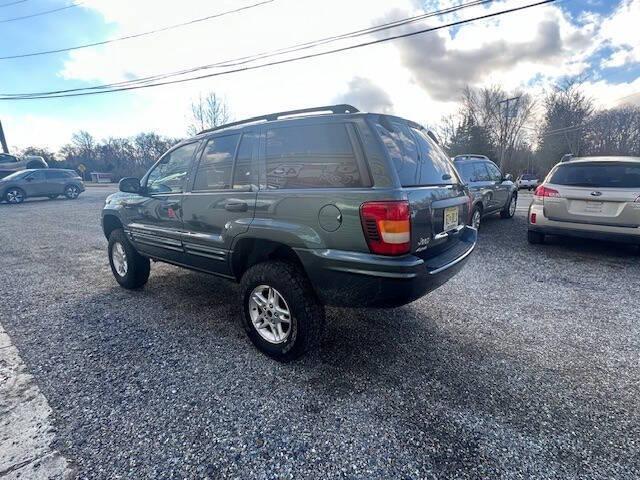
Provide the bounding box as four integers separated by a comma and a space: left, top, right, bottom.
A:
534, 185, 560, 198
360, 201, 411, 256
530, 212, 537, 224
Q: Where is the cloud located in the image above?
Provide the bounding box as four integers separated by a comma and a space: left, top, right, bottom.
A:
599, 0, 640, 68
390, 2, 598, 101
334, 77, 394, 113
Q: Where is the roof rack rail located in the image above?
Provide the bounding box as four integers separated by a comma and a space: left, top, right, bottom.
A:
198, 104, 359, 135
560, 153, 574, 162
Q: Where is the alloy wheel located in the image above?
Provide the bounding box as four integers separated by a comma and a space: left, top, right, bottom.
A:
509, 196, 517, 216
472, 210, 481, 229
248, 285, 292, 344
6, 189, 24, 204
111, 242, 128, 277
66, 186, 79, 199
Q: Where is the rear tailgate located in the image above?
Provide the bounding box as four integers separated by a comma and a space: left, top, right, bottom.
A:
545, 185, 640, 227
406, 185, 470, 253
370, 115, 471, 255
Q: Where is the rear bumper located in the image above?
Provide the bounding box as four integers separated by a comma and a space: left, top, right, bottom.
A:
528, 204, 640, 245
295, 226, 477, 308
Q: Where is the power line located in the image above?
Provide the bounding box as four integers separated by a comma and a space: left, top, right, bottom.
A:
0, 0, 84, 23
0, 0, 28, 9
0, 0, 558, 100
3, 0, 494, 94
0, 0, 276, 60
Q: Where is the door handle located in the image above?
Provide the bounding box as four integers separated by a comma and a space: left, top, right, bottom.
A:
225, 201, 248, 212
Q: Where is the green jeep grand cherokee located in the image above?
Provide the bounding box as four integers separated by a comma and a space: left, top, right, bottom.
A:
101, 105, 477, 360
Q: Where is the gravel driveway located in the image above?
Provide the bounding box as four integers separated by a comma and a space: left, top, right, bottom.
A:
0, 189, 638, 479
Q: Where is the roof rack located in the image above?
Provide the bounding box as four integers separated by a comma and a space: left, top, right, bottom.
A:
560, 153, 574, 162
198, 104, 359, 135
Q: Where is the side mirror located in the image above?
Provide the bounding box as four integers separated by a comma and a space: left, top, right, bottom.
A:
504, 173, 513, 182
119, 177, 141, 194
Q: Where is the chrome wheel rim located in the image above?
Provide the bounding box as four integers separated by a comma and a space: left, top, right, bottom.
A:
112, 242, 128, 277
472, 210, 481, 229
509, 196, 517, 216
7, 189, 23, 204
66, 186, 79, 198
248, 285, 292, 344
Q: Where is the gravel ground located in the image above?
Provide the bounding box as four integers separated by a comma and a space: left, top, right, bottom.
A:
0, 189, 638, 479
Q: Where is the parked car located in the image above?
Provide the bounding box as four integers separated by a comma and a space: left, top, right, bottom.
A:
101, 105, 478, 360
0, 153, 48, 178
452, 154, 518, 229
0, 168, 84, 204
516, 173, 539, 190
528, 156, 640, 246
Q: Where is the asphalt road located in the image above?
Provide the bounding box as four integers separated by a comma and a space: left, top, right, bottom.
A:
1, 189, 639, 479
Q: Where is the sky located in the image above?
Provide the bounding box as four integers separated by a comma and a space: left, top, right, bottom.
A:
1, 0, 639, 151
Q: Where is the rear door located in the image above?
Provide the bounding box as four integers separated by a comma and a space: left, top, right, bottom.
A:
544, 161, 640, 227
44, 170, 66, 195
374, 119, 469, 254
181, 130, 259, 276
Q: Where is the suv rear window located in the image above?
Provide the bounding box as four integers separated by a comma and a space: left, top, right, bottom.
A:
521, 174, 537, 180
549, 162, 640, 188
375, 121, 458, 186
265, 123, 363, 189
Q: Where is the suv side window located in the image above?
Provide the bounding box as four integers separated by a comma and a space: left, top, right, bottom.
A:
45, 170, 66, 179
233, 132, 257, 189
193, 134, 240, 191
265, 123, 363, 189
456, 162, 476, 183
484, 162, 502, 182
147, 142, 198, 194
474, 162, 492, 182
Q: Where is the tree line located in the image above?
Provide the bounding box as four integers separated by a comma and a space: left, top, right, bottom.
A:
15, 86, 640, 181
437, 80, 640, 177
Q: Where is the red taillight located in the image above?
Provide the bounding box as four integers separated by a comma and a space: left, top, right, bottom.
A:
360, 201, 411, 256
534, 185, 560, 198
530, 212, 537, 224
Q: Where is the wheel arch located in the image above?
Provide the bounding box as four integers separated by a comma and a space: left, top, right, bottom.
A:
102, 214, 123, 239
230, 237, 305, 281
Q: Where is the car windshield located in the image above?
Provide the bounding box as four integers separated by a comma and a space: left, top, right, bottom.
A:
549, 162, 640, 188
1, 170, 30, 181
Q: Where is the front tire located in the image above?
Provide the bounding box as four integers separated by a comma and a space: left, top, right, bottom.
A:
470, 206, 482, 230
527, 230, 545, 244
5, 187, 25, 204
64, 185, 81, 199
108, 229, 150, 289
501, 193, 517, 219
240, 261, 325, 361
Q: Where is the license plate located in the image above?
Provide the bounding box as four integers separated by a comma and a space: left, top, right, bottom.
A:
585, 201, 604, 213
443, 206, 459, 232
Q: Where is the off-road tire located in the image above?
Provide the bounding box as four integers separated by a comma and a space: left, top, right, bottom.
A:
240, 261, 325, 362
108, 228, 150, 289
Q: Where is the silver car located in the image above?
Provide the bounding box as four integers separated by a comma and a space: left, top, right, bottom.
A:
0, 153, 48, 178
528, 157, 640, 245
0, 169, 85, 204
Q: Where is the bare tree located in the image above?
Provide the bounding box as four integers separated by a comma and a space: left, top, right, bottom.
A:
458, 85, 535, 169
187, 92, 231, 136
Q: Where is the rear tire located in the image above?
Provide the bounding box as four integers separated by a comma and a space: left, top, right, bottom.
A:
501, 193, 517, 219
527, 230, 545, 244
240, 261, 325, 362
108, 229, 150, 289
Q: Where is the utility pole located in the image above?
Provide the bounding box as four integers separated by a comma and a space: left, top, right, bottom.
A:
497, 96, 520, 168
0, 120, 8, 153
